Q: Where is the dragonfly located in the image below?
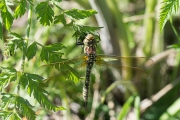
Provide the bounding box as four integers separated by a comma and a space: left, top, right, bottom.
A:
36, 33, 153, 107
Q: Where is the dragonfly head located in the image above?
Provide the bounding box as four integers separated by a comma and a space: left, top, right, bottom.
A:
83, 34, 95, 45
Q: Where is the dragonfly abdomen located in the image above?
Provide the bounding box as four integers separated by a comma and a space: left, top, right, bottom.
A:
83, 54, 95, 107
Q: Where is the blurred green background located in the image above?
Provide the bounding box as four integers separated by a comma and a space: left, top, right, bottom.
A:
1, 0, 180, 120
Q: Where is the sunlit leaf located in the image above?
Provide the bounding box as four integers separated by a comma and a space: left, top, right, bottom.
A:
7, 112, 21, 120
1, 93, 36, 120
40, 43, 65, 63
27, 42, 37, 60
159, 0, 179, 32
63, 64, 80, 84
167, 43, 180, 49
15, 96, 36, 120
54, 13, 66, 25
14, 0, 27, 19
64, 9, 97, 20
40, 47, 49, 62
10, 32, 23, 39
0, 111, 10, 117
73, 25, 102, 34
20, 73, 66, 111
0, 67, 17, 91
0, 1, 14, 30
6, 32, 27, 55
35, 1, 54, 26
0, 111, 20, 119
46, 43, 66, 51
117, 94, 137, 120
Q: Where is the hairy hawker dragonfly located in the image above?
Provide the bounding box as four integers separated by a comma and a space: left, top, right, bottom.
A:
37, 34, 153, 107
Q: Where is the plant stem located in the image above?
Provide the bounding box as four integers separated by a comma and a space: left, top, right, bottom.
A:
26, 4, 32, 39
21, 4, 32, 72
170, 18, 180, 42
143, 0, 157, 56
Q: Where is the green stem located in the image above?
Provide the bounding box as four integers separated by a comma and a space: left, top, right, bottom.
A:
19, 3, 33, 94
21, 4, 32, 72
109, 0, 131, 56
143, 0, 156, 56
170, 18, 180, 42
26, 4, 32, 39
169, 18, 180, 81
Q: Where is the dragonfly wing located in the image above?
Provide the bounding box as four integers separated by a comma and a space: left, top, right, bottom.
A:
36, 55, 87, 84
96, 54, 154, 68
94, 55, 153, 81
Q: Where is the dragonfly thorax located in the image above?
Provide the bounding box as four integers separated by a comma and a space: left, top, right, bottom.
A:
83, 34, 97, 55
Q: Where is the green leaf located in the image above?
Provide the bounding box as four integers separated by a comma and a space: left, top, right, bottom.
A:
40, 43, 65, 63
117, 94, 136, 120
74, 25, 102, 33
54, 13, 66, 25
0, 111, 21, 120
35, 1, 54, 26
27, 42, 37, 60
36, 54, 83, 89
15, 96, 36, 120
167, 43, 180, 49
7, 112, 21, 120
159, 0, 179, 32
63, 64, 80, 84
10, 32, 23, 39
20, 73, 66, 111
0, 1, 14, 30
14, 0, 27, 19
40, 47, 49, 62
0, 21, 2, 40
0, 111, 11, 117
64, 9, 97, 20
0, 67, 17, 91
72, 25, 102, 42
6, 32, 27, 56
46, 43, 66, 51
1, 93, 36, 120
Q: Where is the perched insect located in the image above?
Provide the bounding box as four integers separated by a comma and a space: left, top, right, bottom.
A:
37, 33, 153, 107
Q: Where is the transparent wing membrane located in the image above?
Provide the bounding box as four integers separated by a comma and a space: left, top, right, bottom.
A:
36, 55, 87, 84
96, 55, 152, 68
36, 55, 153, 83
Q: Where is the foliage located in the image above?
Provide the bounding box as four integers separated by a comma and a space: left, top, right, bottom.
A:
39, 43, 65, 63
0, 1, 14, 30
0, 67, 17, 91
1, 93, 36, 120
117, 94, 140, 120
1, 0, 180, 119
159, 0, 179, 32
0, 0, 100, 119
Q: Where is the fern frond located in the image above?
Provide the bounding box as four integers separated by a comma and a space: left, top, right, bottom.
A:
15, 96, 36, 120
159, 0, 180, 32
20, 73, 66, 111
40, 43, 66, 63
0, 67, 17, 91
1, 93, 36, 120
0, 111, 21, 120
